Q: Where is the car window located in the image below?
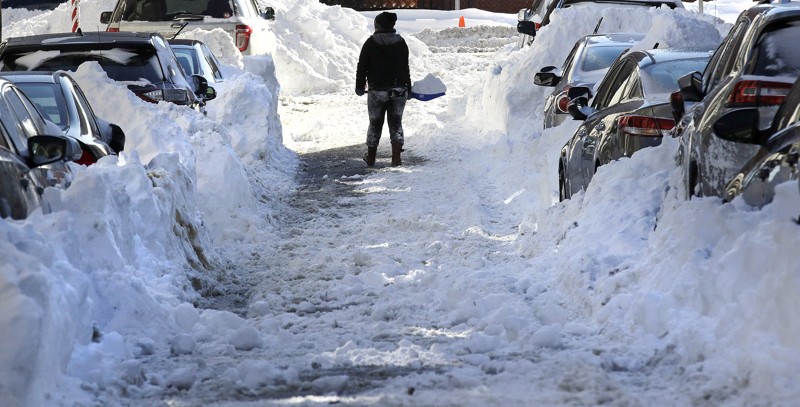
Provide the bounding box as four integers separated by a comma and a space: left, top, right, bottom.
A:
0, 96, 25, 151
594, 59, 635, 109
202, 45, 223, 80
561, 42, 581, 82
172, 47, 198, 76
0, 128, 11, 151
120, 0, 235, 21
5, 87, 40, 138
15, 82, 69, 128
581, 45, 629, 72
608, 69, 640, 105
3, 48, 165, 83
751, 19, 800, 77
642, 57, 710, 95
704, 20, 747, 92
69, 79, 103, 137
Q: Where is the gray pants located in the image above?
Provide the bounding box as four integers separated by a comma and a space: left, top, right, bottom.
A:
366, 87, 407, 147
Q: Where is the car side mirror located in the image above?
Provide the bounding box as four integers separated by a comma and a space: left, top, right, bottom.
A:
28, 135, 81, 167
534, 66, 561, 87
192, 74, 209, 95
100, 11, 112, 24
678, 71, 703, 102
713, 109, 766, 145
669, 90, 685, 122
566, 85, 593, 120
109, 123, 126, 153
517, 20, 537, 37
204, 86, 217, 101
262, 6, 275, 20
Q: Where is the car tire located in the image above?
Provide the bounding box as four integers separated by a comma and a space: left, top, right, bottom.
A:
688, 160, 699, 199
559, 164, 568, 202
0, 198, 12, 219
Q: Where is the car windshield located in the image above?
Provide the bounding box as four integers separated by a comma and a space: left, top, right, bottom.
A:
121, 0, 234, 20
753, 20, 800, 77
641, 57, 710, 95
13, 82, 69, 129
2, 47, 164, 84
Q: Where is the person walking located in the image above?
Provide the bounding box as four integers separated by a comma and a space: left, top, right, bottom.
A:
355, 11, 411, 167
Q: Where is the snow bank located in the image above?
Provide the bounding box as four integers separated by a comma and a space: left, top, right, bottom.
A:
0, 10, 290, 406
467, 6, 726, 134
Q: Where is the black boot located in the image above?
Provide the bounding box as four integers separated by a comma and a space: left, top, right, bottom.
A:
363, 146, 377, 166
391, 143, 403, 166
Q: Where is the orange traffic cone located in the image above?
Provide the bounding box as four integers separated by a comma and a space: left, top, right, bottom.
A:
458, 16, 465, 28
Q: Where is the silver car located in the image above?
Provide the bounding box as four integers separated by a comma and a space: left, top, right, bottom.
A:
4, 71, 125, 165
535, 32, 644, 129
0, 77, 82, 219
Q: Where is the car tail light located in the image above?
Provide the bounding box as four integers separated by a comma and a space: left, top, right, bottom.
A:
535, 23, 541, 30
235, 24, 252, 52
728, 79, 792, 107
138, 89, 190, 104
619, 115, 675, 137
556, 86, 572, 113
107, 27, 119, 32
75, 146, 96, 166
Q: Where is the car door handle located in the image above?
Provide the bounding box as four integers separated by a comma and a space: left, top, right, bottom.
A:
171, 23, 184, 28
595, 123, 605, 132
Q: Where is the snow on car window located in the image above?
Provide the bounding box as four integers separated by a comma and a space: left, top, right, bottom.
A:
13, 50, 61, 70
641, 57, 709, 96
581, 45, 628, 72
754, 20, 800, 77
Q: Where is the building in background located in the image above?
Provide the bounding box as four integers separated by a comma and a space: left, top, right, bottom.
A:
319, 0, 531, 13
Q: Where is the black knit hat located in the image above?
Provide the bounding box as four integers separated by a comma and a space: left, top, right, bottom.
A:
374, 12, 397, 30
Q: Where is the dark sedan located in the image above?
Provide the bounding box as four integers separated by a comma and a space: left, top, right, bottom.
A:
674, 3, 800, 199
714, 75, 800, 207
0, 78, 82, 219
559, 48, 712, 201
0, 32, 215, 111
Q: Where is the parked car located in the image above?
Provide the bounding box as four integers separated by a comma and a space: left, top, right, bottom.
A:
100, 0, 275, 55
516, 0, 550, 48
3, 71, 126, 165
559, 48, 712, 201
0, 32, 216, 111
168, 39, 226, 85
0, 77, 82, 219
540, 0, 682, 29
713, 75, 800, 207
2, 0, 62, 10
674, 2, 800, 199
0, 32, 216, 110
534, 32, 645, 129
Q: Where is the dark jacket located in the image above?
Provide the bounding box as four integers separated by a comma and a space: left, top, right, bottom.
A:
356, 30, 411, 92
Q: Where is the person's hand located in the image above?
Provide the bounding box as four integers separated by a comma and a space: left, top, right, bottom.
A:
355, 88, 365, 96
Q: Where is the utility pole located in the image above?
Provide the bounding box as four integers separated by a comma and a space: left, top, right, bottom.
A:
455, 0, 460, 10
698, 0, 703, 13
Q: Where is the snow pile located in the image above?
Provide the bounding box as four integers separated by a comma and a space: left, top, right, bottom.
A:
0, 8, 290, 406
467, 6, 726, 134
412, 25, 517, 53
412, 73, 447, 94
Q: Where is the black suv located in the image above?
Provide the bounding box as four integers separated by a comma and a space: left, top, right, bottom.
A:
0, 32, 215, 111
674, 0, 800, 198
713, 75, 800, 207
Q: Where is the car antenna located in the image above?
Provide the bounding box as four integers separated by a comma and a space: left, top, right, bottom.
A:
76, 28, 84, 36
592, 17, 603, 34
171, 22, 190, 39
